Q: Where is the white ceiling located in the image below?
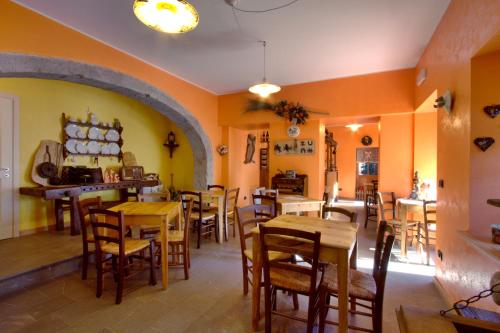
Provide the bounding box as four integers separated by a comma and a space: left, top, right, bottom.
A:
13, 0, 450, 95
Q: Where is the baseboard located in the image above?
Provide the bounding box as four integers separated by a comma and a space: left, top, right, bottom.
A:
19, 223, 70, 236
433, 276, 454, 308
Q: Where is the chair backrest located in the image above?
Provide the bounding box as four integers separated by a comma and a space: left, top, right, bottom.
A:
88, 208, 126, 257
259, 188, 278, 197
260, 225, 322, 294
77, 196, 102, 243
423, 200, 436, 224
322, 206, 357, 222
322, 192, 329, 205
224, 188, 240, 215
252, 194, 277, 218
180, 198, 193, 244
207, 184, 225, 191
376, 191, 396, 221
373, 220, 395, 304
138, 192, 170, 202
235, 205, 271, 254
179, 190, 203, 221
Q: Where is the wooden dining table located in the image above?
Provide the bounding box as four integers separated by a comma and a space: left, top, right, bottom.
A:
108, 201, 182, 290
277, 194, 325, 216
396, 198, 436, 259
251, 214, 358, 332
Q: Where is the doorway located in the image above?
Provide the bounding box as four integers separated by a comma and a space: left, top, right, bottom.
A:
0, 93, 19, 239
355, 147, 379, 200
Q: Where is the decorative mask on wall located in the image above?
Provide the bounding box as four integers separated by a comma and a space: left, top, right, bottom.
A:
483, 104, 500, 119
473, 137, 495, 152
216, 144, 228, 156
244, 134, 256, 164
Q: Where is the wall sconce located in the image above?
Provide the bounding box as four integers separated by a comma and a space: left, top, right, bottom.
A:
434, 90, 453, 114
345, 124, 363, 132
163, 131, 179, 158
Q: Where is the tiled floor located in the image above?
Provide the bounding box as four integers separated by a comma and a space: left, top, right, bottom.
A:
0, 202, 446, 332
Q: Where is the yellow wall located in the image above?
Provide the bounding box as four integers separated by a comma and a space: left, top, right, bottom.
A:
0, 78, 193, 233
328, 124, 380, 199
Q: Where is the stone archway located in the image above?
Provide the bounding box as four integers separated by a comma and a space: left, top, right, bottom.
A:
0, 53, 213, 188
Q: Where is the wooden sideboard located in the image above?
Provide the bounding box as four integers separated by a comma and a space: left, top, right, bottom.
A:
271, 174, 308, 196
20, 180, 158, 235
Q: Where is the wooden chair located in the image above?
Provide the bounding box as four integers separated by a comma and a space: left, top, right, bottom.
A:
322, 206, 357, 222
260, 224, 323, 333
235, 205, 289, 295
318, 220, 395, 333
207, 184, 225, 191
259, 188, 278, 197
364, 192, 378, 228
154, 198, 193, 280
180, 191, 218, 249
88, 208, 156, 304
252, 194, 277, 219
376, 191, 419, 246
77, 196, 102, 280
418, 200, 436, 265
322, 192, 329, 206
138, 192, 170, 239
223, 188, 240, 240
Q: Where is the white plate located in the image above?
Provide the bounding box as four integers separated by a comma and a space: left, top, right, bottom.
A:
65, 139, 78, 154
76, 142, 87, 154
98, 132, 105, 140
88, 127, 100, 140
105, 129, 119, 142
65, 124, 80, 138
76, 128, 87, 139
101, 144, 110, 155
87, 141, 100, 154
108, 143, 120, 155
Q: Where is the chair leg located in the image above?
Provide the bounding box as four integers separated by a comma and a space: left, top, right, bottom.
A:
350, 296, 357, 311
116, 256, 125, 305
272, 287, 277, 311
149, 242, 157, 285
318, 288, 327, 333
111, 256, 118, 282
364, 202, 369, 228
425, 223, 430, 265
242, 258, 249, 295
183, 244, 189, 280
95, 253, 103, 298
264, 284, 272, 333
197, 220, 201, 249
373, 301, 382, 333
82, 246, 89, 280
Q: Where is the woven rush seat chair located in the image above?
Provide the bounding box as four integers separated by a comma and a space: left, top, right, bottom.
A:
318, 220, 395, 333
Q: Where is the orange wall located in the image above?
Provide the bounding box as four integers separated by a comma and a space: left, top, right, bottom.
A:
225, 127, 261, 205
470, 50, 500, 235
268, 120, 325, 199
328, 124, 380, 199
379, 114, 414, 198
415, 0, 500, 310
414, 110, 437, 187
0, 1, 221, 183
218, 69, 415, 128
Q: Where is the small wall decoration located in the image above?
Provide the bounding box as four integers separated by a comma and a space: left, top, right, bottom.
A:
287, 124, 300, 137
474, 137, 495, 152
216, 144, 228, 156
274, 139, 315, 156
434, 90, 454, 114
246, 99, 328, 125
244, 134, 256, 164
163, 131, 179, 158
483, 104, 500, 119
361, 135, 373, 146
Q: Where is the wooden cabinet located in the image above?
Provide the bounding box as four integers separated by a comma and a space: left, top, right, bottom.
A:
271, 174, 308, 196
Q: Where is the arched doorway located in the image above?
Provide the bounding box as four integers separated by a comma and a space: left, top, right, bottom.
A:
0, 53, 213, 188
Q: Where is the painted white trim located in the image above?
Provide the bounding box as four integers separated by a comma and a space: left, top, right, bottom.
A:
0, 93, 20, 238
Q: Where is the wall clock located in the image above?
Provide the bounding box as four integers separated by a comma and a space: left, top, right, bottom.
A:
361, 135, 372, 146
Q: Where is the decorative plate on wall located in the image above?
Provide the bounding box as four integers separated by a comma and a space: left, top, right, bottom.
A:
361, 135, 372, 146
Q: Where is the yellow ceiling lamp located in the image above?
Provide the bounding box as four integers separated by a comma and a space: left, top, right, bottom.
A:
133, 0, 199, 34
249, 41, 281, 98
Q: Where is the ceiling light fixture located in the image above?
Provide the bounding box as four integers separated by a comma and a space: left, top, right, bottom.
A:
249, 41, 281, 98
345, 124, 363, 132
133, 0, 199, 34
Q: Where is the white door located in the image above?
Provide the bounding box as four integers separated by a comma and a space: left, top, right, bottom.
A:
0, 94, 18, 239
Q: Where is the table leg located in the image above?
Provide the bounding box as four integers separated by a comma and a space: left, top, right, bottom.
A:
69, 196, 81, 235
160, 216, 169, 290
54, 199, 65, 231
337, 250, 349, 333
218, 196, 224, 243
400, 205, 408, 259
252, 233, 262, 331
